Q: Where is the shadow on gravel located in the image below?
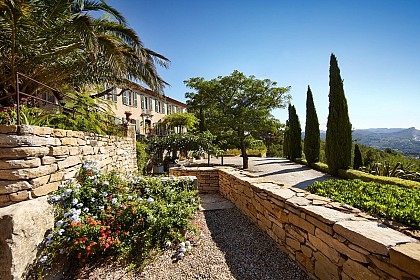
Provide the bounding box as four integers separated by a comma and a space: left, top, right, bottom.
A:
204, 208, 310, 280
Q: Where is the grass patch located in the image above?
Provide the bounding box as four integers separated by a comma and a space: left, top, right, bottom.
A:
307, 179, 420, 229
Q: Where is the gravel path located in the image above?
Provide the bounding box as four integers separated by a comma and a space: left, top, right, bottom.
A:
139, 208, 310, 280
67, 208, 310, 280
193, 157, 336, 189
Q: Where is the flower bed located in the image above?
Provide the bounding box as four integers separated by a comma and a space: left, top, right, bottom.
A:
38, 161, 199, 270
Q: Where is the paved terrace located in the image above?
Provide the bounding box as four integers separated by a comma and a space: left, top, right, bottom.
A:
193, 157, 336, 189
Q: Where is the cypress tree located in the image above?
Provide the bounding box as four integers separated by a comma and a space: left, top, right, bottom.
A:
353, 144, 363, 170
326, 54, 352, 174
304, 86, 320, 165
289, 105, 302, 160
283, 120, 290, 159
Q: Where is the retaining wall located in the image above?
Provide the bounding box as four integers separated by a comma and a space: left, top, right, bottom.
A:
0, 124, 137, 207
170, 166, 420, 280
0, 124, 137, 279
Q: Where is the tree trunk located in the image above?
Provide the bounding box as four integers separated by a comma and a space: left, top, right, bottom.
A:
240, 142, 248, 169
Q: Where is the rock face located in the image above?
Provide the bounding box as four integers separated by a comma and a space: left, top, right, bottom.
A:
171, 166, 420, 280
0, 197, 53, 280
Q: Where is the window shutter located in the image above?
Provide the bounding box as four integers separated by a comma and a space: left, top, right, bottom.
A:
133, 92, 138, 107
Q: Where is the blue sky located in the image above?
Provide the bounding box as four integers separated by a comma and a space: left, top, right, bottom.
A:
106, 0, 419, 130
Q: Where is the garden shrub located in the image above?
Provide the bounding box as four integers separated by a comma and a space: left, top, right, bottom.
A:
40, 161, 198, 269
338, 169, 420, 189
136, 141, 148, 174
307, 179, 420, 229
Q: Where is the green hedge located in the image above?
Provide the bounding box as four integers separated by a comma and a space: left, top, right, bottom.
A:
307, 179, 420, 229
294, 159, 329, 173
338, 169, 420, 189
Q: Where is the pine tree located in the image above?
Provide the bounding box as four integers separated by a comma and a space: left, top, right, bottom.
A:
326, 54, 352, 174
304, 86, 320, 165
289, 105, 302, 160
353, 144, 363, 170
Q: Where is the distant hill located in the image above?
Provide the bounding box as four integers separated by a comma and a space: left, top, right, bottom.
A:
305, 127, 420, 157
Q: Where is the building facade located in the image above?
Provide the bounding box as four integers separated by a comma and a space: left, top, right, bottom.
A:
103, 87, 187, 137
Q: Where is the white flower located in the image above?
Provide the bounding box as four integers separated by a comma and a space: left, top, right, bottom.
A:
100, 192, 108, 197
187, 245, 192, 251
75, 183, 81, 189
99, 206, 105, 210
65, 189, 72, 194
147, 197, 154, 204
125, 187, 129, 192
111, 198, 118, 204
71, 198, 78, 205
180, 242, 185, 248
55, 220, 64, 227
93, 179, 99, 184
178, 252, 184, 259
167, 204, 172, 208
179, 247, 186, 253
138, 197, 143, 202
145, 188, 150, 193
76, 203, 83, 209
39, 255, 48, 264
83, 207, 89, 213
91, 198, 96, 203
88, 176, 95, 180
165, 241, 172, 247
58, 184, 65, 189
127, 196, 133, 200
185, 241, 191, 246
57, 229, 65, 236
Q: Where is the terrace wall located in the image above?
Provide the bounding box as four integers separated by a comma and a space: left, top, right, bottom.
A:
170, 166, 420, 280
0, 124, 137, 280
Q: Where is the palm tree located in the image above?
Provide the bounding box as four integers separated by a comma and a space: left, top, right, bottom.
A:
0, 0, 169, 105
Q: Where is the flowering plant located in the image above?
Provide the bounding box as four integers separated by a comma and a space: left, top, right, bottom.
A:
40, 161, 198, 267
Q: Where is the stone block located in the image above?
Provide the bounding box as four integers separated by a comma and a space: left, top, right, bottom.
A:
272, 222, 286, 241
9, 190, 29, 202
53, 129, 66, 137
314, 251, 340, 280
68, 147, 80, 156
61, 137, 78, 146
0, 197, 53, 280
49, 146, 69, 156
296, 252, 315, 274
0, 147, 49, 159
0, 125, 17, 134
389, 242, 420, 278
286, 237, 301, 251
301, 244, 313, 258
286, 224, 306, 243
41, 156, 56, 165
31, 181, 60, 197
18, 125, 53, 136
303, 205, 354, 224
369, 254, 415, 280
286, 196, 311, 207
309, 233, 340, 264
333, 221, 416, 256
315, 228, 369, 263
0, 158, 41, 169
0, 164, 57, 180
342, 259, 380, 280
0, 181, 32, 195
288, 213, 315, 235
0, 134, 59, 147
57, 155, 81, 170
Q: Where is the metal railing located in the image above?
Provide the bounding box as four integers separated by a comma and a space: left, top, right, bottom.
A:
0, 72, 123, 133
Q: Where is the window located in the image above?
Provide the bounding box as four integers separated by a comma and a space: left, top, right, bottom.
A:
112, 88, 118, 102
122, 91, 137, 107
141, 95, 145, 109
133, 92, 138, 107
162, 101, 165, 114
167, 103, 172, 114
155, 98, 159, 112
149, 98, 153, 111
144, 97, 148, 109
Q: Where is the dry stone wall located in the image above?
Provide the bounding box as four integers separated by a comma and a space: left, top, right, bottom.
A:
171, 166, 420, 280
0, 124, 137, 207
170, 167, 219, 193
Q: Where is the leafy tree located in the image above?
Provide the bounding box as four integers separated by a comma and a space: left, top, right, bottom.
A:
353, 144, 363, 170
161, 112, 199, 133
304, 86, 320, 164
185, 70, 291, 169
325, 54, 352, 174
0, 0, 169, 105
287, 104, 302, 160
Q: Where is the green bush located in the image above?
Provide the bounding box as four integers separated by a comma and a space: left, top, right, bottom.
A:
136, 142, 148, 174
247, 148, 267, 157
338, 169, 420, 189
40, 162, 198, 269
224, 149, 241, 156
307, 179, 420, 229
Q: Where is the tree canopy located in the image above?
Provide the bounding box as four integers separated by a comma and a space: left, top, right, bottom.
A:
304, 86, 320, 164
184, 70, 291, 169
0, 0, 169, 105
